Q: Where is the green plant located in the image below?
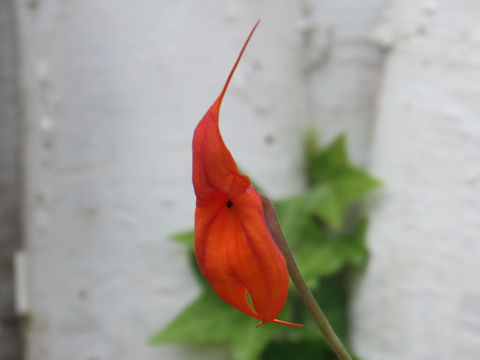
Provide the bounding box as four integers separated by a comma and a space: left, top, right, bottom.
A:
150, 133, 380, 360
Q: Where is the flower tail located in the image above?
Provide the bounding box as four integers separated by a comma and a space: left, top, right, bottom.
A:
256, 319, 304, 328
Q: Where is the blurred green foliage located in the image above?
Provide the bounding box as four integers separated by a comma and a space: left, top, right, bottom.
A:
150, 133, 380, 360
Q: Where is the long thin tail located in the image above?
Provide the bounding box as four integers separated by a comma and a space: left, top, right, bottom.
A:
256, 318, 304, 328
217, 20, 260, 104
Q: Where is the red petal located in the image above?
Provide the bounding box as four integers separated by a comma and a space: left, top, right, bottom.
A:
192, 106, 250, 202
195, 187, 290, 323
192, 21, 259, 202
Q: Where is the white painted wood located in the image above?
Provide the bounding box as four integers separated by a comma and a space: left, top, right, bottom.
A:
351, 1, 480, 359
15, 1, 307, 359
301, 0, 388, 166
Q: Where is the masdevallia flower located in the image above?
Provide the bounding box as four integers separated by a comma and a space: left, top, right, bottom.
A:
192, 22, 302, 327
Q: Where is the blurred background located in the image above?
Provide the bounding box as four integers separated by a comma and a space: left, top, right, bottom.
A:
1, 0, 480, 359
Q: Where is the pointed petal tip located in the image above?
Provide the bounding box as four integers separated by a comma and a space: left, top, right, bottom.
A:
255, 319, 304, 328
217, 21, 260, 104
272, 319, 304, 327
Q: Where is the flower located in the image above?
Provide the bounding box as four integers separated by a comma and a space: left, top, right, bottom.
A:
192, 22, 302, 327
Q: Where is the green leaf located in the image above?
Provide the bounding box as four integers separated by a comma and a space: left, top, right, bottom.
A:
295, 220, 369, 289
305, 135, 380, 229
230, 323, 280, 360
150, 289, 281, 360
307, 134, 349, 182
274, 196, 315, 250
315, 277, 349, 341
304, 184, 342, 229
149, 292, 233, 345
170, 230, 195, 249
261, 339, 332, 360
274, 196, 369, 288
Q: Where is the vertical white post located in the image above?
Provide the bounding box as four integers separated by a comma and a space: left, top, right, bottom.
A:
351, 1, 480, 359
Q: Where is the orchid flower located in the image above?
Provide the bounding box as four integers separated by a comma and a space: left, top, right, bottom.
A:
192, 22, 302, 328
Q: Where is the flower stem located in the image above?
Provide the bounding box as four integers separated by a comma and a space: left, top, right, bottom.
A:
261, 195, 353, 360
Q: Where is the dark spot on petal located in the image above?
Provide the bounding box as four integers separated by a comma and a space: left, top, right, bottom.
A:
226, 200, 234, 208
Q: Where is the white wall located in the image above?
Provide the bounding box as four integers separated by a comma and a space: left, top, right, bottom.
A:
302, 0, 387, 166
15, 1, 307, 359
15, 0, 480, 359
351, 1, 480, 359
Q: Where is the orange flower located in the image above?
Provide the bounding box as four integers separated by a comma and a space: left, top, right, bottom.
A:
192, 22, 302, 327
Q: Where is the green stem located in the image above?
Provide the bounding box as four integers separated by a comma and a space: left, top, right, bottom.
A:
261, 195, 353, 360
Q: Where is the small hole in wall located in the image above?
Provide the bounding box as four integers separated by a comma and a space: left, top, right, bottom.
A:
77, 289, 88, 300
264, 134, 275, 145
